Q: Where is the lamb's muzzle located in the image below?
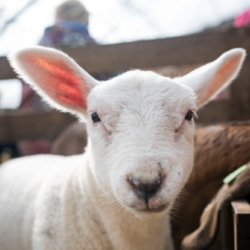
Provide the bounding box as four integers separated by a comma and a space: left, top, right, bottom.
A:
128, 173, 164, 209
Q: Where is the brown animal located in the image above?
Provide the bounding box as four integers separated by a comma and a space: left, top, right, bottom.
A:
173, 121, 250, 249
181, 162, 250, 250
52, 123, 87, 156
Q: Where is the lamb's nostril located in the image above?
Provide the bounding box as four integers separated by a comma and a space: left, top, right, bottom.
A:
128, 176, 163, 200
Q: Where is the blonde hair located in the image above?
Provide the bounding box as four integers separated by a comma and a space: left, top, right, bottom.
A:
55, 0, 89, 25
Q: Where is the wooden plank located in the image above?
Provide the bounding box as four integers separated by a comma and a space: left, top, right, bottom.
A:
232, 199, 250, 214
196, 100, 230, 124
231, 199, 250, 250
0, 110, 76, 143
1, 27, 250, 80
0, 56, 17, 80
0, 100, 229, 143
230, 59, 250, 121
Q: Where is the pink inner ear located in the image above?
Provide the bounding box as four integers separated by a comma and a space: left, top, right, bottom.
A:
199, 57, 240, 106
207, 60, 234, 97
32, 57, 87, 108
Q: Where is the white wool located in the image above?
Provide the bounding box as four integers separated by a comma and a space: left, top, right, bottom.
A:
0, 47, 246, 250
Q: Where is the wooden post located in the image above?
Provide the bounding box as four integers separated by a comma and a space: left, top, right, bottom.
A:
221, 205, 234, 250
231, 199, 250, 250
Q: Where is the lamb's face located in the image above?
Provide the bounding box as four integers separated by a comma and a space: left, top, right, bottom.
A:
10, 47, 244, 214
87, 70, 196, 215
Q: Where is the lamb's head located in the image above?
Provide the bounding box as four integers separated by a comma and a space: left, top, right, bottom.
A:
87, 71, 197, 214
8, 47, 245, 216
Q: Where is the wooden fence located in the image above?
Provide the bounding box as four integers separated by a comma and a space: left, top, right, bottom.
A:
1, 27, 250, 143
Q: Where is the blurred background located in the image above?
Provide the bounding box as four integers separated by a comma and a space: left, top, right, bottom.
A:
0, 0, 250, 109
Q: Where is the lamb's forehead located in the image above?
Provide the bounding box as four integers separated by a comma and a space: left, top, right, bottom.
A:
88, 70, 196, 112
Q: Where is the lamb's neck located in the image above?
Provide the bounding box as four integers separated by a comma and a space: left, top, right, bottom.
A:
78, 153, 173, 250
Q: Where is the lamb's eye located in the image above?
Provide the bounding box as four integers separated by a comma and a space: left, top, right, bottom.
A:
185, 110, 194, 121
91, 112, 101, 123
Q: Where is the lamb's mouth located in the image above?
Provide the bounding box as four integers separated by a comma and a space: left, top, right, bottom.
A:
131, 203, 169, 213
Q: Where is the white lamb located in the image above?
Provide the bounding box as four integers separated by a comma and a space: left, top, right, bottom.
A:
0, 47, 245, 250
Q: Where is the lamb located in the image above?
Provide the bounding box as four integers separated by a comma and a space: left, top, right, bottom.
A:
0, 47, 245, 250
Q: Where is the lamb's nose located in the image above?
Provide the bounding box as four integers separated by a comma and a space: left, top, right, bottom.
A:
128, 176, 163, 200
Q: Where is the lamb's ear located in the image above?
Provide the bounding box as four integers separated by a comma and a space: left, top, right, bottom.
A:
177, 48, 246, 109
8, 46, 99, 117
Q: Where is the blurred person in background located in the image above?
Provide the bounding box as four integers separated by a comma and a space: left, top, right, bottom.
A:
18, 0, 110, 156
39, 0, 94, 47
